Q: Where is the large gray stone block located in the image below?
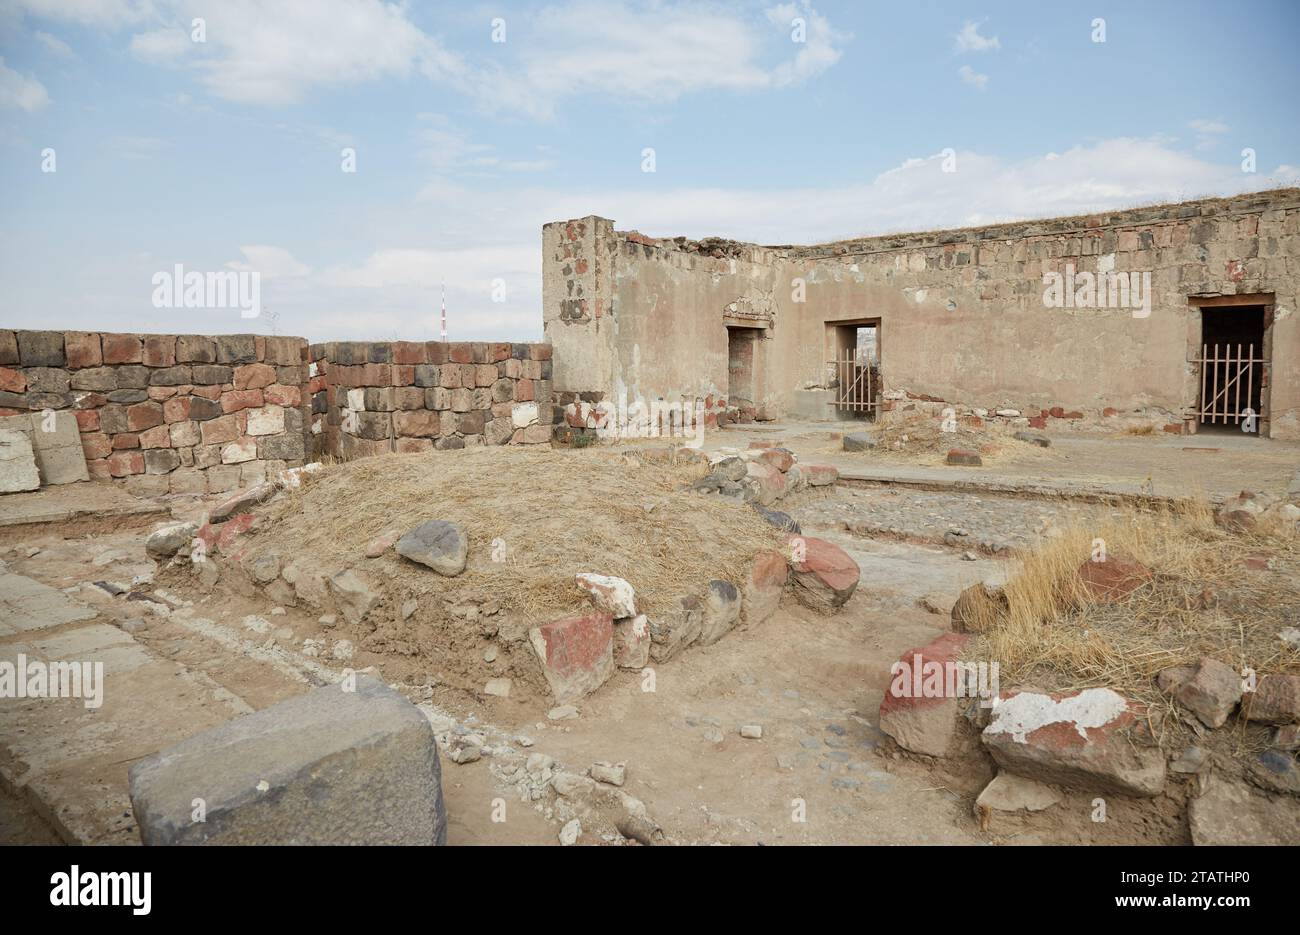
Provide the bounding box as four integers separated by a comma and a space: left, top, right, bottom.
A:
0, 411, 88, 485
0, 429, 40, 493
128, 676, 447, 845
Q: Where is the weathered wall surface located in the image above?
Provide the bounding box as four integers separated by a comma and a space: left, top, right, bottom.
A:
309, 340, 554, 458
543, 189, 1300, 440
0, 330, 310, 496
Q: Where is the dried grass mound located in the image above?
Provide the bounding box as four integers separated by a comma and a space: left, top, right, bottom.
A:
253, 445, 785, 623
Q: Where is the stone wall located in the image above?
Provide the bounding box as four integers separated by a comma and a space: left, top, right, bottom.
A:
0, 330, 310, 496
309, 341, 554, 457
543, 189, 1300, 440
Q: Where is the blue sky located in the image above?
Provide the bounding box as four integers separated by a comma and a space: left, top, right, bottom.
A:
0, 0, 1296, 342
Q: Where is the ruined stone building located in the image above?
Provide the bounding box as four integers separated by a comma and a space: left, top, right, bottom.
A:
543, 188, 1300, 441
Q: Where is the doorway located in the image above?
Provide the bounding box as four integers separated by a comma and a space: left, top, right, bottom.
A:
826, 320, 880, 420
1193, 300, 1268, 435
727, 326, 760, 417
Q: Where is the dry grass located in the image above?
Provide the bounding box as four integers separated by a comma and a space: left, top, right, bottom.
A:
253, 444, 785, 623
973, 499, 1300, 748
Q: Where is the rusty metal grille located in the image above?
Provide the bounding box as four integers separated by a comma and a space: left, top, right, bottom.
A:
830, 349, 878, 416
1194, 342, 1266, 430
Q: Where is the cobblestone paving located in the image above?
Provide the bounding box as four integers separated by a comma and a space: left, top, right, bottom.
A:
793, 485, 1127, 554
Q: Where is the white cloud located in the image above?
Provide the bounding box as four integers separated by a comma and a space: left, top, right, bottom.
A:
1188, 117, 1229, 151
472, 0, 850, 118
226, 245, 311, 280
954, 19, 1000, 53
128, 26, 190, 64
0, 57, 50, 111
34, 31, 76, 58
416, 116, 553, 174
13, 0, 848, 116
958, 64, 988, 91
11, 0, 155, 27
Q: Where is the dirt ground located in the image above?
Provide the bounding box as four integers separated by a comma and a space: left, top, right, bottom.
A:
2, 425, 1297, 846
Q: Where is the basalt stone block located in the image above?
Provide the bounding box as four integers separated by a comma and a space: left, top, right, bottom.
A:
189, 397, 224, 421
192, 364, 233, 385
215, 334, 257, 364
0, 331, 18, 366
63, 332, 101, 369
176, 335, 217, 363
260, 434, 306, 460
71, 367, 118, 392
396, 520, 468, 576
128, 676, 447, 845
149, 365, 193, 386
24, 368, 70, 394
17, 331, 65, 367
115, 365, 151, 389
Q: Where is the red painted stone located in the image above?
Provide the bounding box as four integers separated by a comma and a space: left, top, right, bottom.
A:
529, 612, 614, 703
787, 535, 859, 612
1077, 557, 1152, 602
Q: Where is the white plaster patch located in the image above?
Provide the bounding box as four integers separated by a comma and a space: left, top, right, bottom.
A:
346, 388, 365, 411
1098, 253, 1116, 273
914, 289, 928, 304
985, 688, 1129, 744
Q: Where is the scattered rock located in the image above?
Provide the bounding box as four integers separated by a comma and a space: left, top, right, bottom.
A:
574, 572, 637, 618
742, 550, 787, 626
1013, 431, 1051, 448
447, 741, 482, 765
1076, 556, 1152, 602
1243, 674, 1300, 725
401, 599, 418, 621
395, 521, 468, 576
697, 579, 741, 646
1189, 775, 1300, 845
1215, 491, 1270, 532
548, 705, 579, 721
803, 464, 838, 486
327, 570, 378, 625
879, 632, 971, 758
208, 483, 274, 523
529, 612, 614, 703
1274, 724, 1300, 751
740, 724, 763, 739
950, 580, 1007, 634
946, 448, 983, 467
364, 528, 403, 558
145, 522, 198, 561
1169, 746, 1210, 774
484, 677, 511, 698
788, 536, 860, 612
330, 639, 354, 661
974, 772, 1061, 828
1171, 657, 1241, 728
981, 688, 1165, 797
558, 818, 581, 846
843, 432, 875, 452
590, 762, 625, 786
318, 614, 337, 628
612, 614, 650, 669
753, 506, 800, 534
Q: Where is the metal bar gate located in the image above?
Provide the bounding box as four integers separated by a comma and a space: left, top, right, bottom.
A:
1193, 342, 1266, 430
830, 349, 878, 416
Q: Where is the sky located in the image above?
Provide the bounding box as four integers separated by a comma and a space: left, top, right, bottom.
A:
0, 0, 1297, 343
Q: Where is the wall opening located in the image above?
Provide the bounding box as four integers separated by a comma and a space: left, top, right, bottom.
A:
1192, 297, 1270, 436
727, 326, 760, 415
826, 320, 879, 421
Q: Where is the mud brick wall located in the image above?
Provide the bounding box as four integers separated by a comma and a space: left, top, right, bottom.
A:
0, 330, 310, 496
309, 340, 554, 459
